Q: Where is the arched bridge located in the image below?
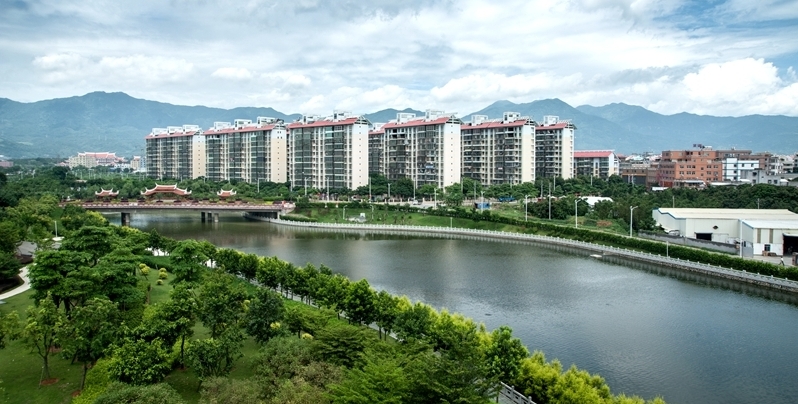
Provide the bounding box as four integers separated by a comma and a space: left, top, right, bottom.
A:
70, 201, 294, 225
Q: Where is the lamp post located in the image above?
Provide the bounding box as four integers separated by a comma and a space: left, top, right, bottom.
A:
388, 183, 391, 203
303, 176, 307, 197
434, 187, 437, 208
524, 194, 529, 222
629, 206, 638, 237
480, 191, 484, 212
574, 198, 579, 228
548, 182, 552, 220
343, 206, 346, 220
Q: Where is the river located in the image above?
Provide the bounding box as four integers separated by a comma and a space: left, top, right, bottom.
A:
116, 211, 798, 404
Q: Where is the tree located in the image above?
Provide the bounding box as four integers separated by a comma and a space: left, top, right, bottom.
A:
215, 248, 241, 276
238, 253, 259, 281
28, 249, 94, 313
317, 273, 350, 318
185, 331, 244, 389
485, 325, 529, 384
59, 297, 119, 390
197, 270, 249, 338
0, 310, 20, 349
256, 256, 283, 291
244, 288, 285, 344
0, 251, 22, 285
394, 300, 436, 342
60, 226, 116, 265
21, 294, 65, 380
374, 290, 398, 340
313, 323, 371, 368
170, 240, 209, 284
329, 351, 410, 404
93, 382, 186, 404
108, 338, 172, 385
163, 284, 198, 367
344, 279, 377, 326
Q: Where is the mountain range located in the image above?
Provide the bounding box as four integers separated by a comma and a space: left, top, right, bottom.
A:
0, 91, 796, 159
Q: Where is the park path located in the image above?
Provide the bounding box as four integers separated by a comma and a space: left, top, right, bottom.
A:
0, 266, 31, 301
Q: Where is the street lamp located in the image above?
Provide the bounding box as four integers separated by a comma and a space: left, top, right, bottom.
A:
524, 194, 529, 222
629, 206, 638, 237
480, 191, 484, 212
388, 183, 391, 202
574, 198, 579, 228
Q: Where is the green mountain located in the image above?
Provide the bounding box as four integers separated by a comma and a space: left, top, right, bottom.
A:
1, 92, 795, 159
0, 92, 301, 159
576, 103, 798, 154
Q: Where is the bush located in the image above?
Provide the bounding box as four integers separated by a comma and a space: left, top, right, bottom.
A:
93, 382, 186, 404
71, 358, 113, 404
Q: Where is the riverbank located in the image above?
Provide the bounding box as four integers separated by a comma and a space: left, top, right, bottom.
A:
263, 217, 798, 294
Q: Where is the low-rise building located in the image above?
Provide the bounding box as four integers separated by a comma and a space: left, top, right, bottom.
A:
67, 152, 125, 169
653, 208, 798, 248
574, 150, 618, 178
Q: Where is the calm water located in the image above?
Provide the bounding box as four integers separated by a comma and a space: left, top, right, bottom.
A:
117, 212, 798, 404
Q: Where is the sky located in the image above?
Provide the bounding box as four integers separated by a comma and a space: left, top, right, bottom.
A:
1, 0, 798, 117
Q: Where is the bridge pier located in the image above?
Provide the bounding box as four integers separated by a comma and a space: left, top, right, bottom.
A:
201, 212, 206, 222
121, 212, 131, 226
203, 212, 219, 222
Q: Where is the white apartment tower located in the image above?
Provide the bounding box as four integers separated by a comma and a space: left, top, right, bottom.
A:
461, 112, 536, 186
145, 125, 203, 180
380, 110, 462, 188
202, 117, 287, 183
287, 112, 370, 191
535, 116, 575, 179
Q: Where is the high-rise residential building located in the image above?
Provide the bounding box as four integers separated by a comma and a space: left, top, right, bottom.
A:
574, 150, 618, 178
368, 123, 386, 175
535, 116, 575, 179
287, 111, 370, 192
460, 112, 536, 186
202, 117, 287, 183
380, 110, 462, 189
145, 125, 202, 180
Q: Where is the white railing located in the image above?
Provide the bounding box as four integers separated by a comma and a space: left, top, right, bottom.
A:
269, 219, 798, 292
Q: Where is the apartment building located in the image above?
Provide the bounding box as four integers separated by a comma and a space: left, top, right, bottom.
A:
368, 123, 386, 175
145, 125, 202, 180
535, 116, 575, 179
67, 152, 125, 169
380, 110, 462, 188
460, 112, 536, 186
202, 117, 287, 183
287, 111, 370, 191
574, 150, 618, 178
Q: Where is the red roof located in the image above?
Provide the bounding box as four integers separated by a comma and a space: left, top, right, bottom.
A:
381, 116, 453, 129
145, 131, 198, 139
203, 125, 277, 135
287, 117, 360, 129
461, 120, 529, 130
536, 123, 570, 130
141, 184, 192, 196
575, 150, 614, 158
369, 129, 385, 136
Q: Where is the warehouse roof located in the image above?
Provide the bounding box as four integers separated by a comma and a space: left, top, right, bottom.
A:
655, 208, 798, 220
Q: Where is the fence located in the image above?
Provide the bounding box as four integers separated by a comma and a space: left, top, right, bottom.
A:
268, 218, 798, 293
499, 382, 537, 404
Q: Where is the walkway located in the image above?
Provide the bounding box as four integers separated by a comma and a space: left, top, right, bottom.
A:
0, 266, 31, 301
266, 218, 798, 294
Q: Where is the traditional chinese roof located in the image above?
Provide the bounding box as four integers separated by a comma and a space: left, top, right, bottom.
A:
95, 188, 119, 197
217, 189, 237, 198
141, 184, 192, 196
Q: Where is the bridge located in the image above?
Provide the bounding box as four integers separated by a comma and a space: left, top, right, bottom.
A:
72, 201, 293, 225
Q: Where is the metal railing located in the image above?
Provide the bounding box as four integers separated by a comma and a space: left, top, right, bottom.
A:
499, 382, 537, 404
269, 218, 798, 293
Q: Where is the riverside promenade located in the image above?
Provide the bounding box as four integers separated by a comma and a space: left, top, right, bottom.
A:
266, 218, 798, 294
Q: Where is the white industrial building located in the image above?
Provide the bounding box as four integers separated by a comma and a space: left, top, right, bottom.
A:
653, 208, 798, 256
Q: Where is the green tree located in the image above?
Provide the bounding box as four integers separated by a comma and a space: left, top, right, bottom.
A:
344, 279, 376, 326
61, 226, 116, 265
28, 249, 94, 313
197, 270, 249, 338
59, 297, 119, 390
185, 331, 244, 389
108, 338, 172, 385
21, 294, 65, 380
93, 382, 186, 404
170, 239, 209, 284
329, 349, 410, 404
313, 323, 371, 368
374, 290, 398, 340
244, 288, 285, 344
0, 310, 20, 349
485, 325, 529, 383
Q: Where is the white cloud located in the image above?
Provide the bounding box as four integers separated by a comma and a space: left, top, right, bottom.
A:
4, 0, 798, 116
211, 67, 254, 81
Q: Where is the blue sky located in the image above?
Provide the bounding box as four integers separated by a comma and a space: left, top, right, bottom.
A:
1, 0, 797, 117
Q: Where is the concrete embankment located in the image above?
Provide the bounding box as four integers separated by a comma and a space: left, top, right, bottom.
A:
263, 218, 798, 294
